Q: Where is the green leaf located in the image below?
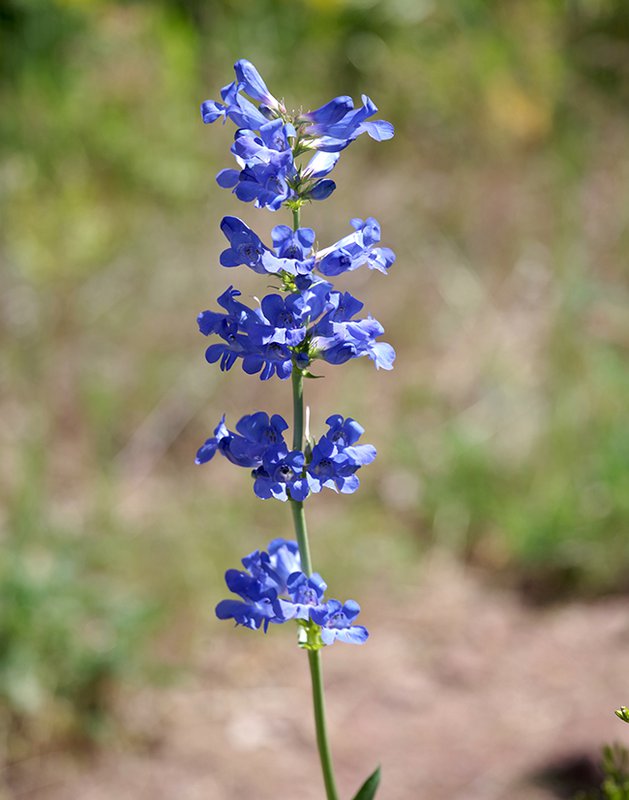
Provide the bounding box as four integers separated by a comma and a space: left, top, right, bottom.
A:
302, 370, 324, 379
351, 766, 381, 800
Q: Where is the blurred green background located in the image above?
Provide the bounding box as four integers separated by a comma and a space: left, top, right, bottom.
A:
1, 0, 628, 774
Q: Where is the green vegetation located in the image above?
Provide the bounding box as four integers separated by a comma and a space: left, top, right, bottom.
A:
577, 745, 629, 800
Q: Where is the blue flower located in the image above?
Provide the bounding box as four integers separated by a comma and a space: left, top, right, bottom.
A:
311, 599, 369, 645
216, 121, 297, 211
198, 287, 295, 380
241, 538, 301, 594
252, 446, 309, 502
301, 94, 394, 152
306, 415, 376, 495
270, 224, 316, 273
215, 568, 282, 632
201, 79, 268, 130
198, 282, 394, 379
266, 538, 302, 587
316, 217, 396, 276
196, 411, 376, 501
217, 156, 294, 211
233, 59, 281, 112
215, 540, 369, 645
219, 217, 316, 276
245, 284, 331, 348
275, 571, 328, 621
195, 412, 288, 467
218, 540, 304, 632
310, 292, 396, 370
200, 60, 282, 127
201, 61, 394, 211
218, 216, 271, 273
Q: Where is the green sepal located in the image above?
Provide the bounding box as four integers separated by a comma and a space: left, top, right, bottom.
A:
351, 766, 381, 800
297, 619, 324, 651
615, 706, 629, 723
302, 370, 323, 379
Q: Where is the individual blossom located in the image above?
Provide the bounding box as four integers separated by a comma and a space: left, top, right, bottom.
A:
306, 414, 376, 495
215, 568, 283, 632
195, 412, 288, 467
241, 538, 301, 595
218, 216, 270, 273
200, 76, 268, 130
219, 216, 315, 276
316, 217, 396, 277
200, 60, 283, 126
311, 599, 369, 645
299, 94, 394, 153
233, 59, 282, 113
274, 572, 328, 621
264, 538, 302, 588
244, 284, 331, 348
216, 126, 296, 211
252, 446, 309, 502
310, 291, 396, 371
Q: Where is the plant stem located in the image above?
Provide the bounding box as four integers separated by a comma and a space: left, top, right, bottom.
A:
290, 494, 313, 577
289, 367, 339, 800
288, 202, 340, 799
308, 649, 340, 800
292, 204, 301, 231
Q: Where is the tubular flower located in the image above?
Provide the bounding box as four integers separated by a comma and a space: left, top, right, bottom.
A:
299, 94, 394, 152
311, 600, 369, 645
316, 217, 396, 276
200, 60, 393, 203
216, 540, 369, 645
217, 216, 394, 278
196, 412, 376, 502
197, 282, 394, 379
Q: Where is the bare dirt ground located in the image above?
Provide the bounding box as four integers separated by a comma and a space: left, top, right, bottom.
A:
10, 558, 629, 800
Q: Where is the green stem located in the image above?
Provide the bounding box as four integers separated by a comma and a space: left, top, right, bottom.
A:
290, 494, 313, 578
291, 364, 304, 451
290, 360, 338, 800
308, 649, 340, 800
288, 280, 339, 798
289, 368, 339, 800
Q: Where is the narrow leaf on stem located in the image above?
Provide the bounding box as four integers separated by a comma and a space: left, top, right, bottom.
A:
351, 765, 381, 800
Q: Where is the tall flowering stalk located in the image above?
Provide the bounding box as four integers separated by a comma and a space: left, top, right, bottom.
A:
197, 60, 395, 799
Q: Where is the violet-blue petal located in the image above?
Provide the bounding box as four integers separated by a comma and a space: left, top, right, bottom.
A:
216, 168, 240, 188
234, 59, 279, 109
307, 179, 336, 201
304, 95, 353, 124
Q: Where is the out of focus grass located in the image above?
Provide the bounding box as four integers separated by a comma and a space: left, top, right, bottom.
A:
1, 0, 628, 758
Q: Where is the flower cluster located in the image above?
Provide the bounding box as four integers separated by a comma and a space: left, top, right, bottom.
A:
197, 282, 394, 381
216, 538, 369, 645
219, 215, 395, 278
201, 59, 393, 211
196, 412, 376, 502
199, 60, 394, 653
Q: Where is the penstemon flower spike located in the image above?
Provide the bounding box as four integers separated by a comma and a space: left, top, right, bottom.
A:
197, 59, 394, 800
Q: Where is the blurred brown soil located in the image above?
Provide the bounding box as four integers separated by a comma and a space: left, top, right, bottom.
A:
9, 558, 629, 800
